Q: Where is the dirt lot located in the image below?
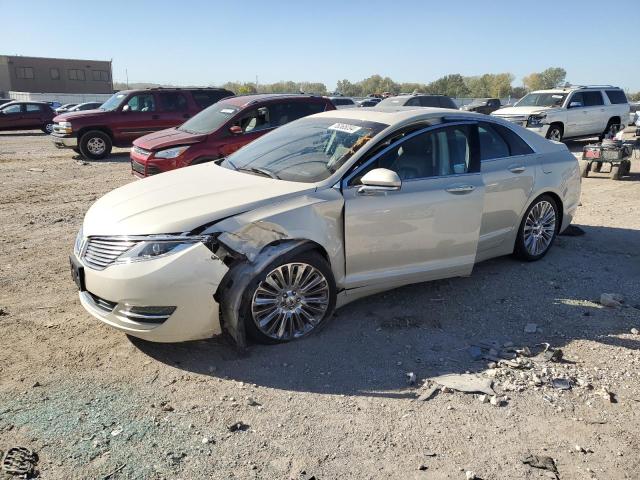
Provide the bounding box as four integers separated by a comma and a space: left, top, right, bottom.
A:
1, 130, 639, 480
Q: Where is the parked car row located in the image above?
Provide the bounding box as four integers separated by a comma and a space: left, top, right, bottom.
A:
0, 101, 56, 133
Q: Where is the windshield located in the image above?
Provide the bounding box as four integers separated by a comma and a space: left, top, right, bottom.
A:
516, 93, 567, 108
178, 103, 238, 134
220, 117, 388, 183
100, 93, 127, 111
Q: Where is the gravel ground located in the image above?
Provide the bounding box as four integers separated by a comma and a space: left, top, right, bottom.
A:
0, 130, 639, 480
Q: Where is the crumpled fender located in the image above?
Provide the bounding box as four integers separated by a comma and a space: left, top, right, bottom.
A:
207, 189, 345, 345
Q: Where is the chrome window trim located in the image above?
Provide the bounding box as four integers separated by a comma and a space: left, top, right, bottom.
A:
341, 120, 478, 188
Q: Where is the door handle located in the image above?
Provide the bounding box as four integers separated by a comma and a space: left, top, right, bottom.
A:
445, 185, 475, 194
152, 114, 159, 120
509, 165, 526, 173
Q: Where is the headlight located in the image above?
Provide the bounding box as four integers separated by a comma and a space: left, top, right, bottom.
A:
154, 146, 190, 159
116, 235, 209, 263
74, 226, 84, 255
58, 121, 73, 133
527, 114, 546, 128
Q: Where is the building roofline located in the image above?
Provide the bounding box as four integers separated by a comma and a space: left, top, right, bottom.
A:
1, 54, 112, 64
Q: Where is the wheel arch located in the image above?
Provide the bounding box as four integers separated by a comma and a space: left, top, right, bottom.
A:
78, 126, 114, 141
519, 190, 564, 235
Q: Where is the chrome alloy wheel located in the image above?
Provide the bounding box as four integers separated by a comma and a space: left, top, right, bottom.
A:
44, 123, 54, 133
523, 200, 556, 256
251, 262, 330, 340
87, 137, 106, 155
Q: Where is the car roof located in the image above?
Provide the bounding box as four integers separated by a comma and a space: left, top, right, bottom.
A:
1, 100, 50, 106
312, 106, 468, 125
219, 94, 326, 108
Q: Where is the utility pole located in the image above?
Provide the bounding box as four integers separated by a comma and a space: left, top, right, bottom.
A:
126, 69, 129, 89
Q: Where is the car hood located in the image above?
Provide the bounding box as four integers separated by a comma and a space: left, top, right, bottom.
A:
492, 105, 557, 117
54, 109, 109, 122
83, 163, 315, 236
133, 127, 207, 150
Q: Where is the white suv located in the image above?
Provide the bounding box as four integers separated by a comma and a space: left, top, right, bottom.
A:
492, 85, 630, 142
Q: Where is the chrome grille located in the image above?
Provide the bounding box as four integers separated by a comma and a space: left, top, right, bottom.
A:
82, 237, 139, 270
131, 159, 145, 175
86, 292, 117, 312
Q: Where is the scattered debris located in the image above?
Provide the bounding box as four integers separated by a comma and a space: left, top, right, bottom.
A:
406, 372, 416, 385
26, 168, 44, 173
102, 463, 126, 480
430, 373, 495, 396
465, 470, 478, 479
201, 437, 212, 444
522, 455, 558, 475
478, 394, 489, 404
111, 427, 123, 437
600, 293, 623, 307
418, 464, 428, 471
160, 401, 174, 412
246, 397, 261, 407
631, 327, 639, 335
1, 447, 38, 477
416, 384, 440, 402
524, 323, 538, 333
598, 386, 617, 403
552, 378, 571, 390
228, 421, 250, 432
0, 307, 7, 316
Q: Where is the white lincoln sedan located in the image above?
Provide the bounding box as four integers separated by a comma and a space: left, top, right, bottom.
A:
71, 108, 581, 345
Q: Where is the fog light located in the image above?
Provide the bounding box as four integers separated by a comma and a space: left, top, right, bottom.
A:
120, 306, 176, 323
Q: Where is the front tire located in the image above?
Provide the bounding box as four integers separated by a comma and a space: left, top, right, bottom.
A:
242, 251, 336, 344
42, 122, 54, 134
514, 195, 559, 261
546, 124, 563, 142
79, 130, 112, 160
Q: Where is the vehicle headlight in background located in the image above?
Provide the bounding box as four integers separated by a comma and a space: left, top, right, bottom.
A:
116, 235, 210, 263
58, 121, 73, 134
527, 114, 546, 128
154, 146, 190, 159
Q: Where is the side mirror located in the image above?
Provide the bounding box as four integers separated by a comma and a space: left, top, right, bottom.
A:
569, 101, 582, 108
358, 168, 401, 195
229, 125, 242, 135
122, 105, 130, 113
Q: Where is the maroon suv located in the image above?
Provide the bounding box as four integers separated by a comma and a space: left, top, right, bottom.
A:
130, 94, 335, 177
0, 101, 56, 134
51, 87, 234, 159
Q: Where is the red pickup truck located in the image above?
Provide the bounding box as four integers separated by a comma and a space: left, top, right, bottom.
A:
51, 87, 234, 159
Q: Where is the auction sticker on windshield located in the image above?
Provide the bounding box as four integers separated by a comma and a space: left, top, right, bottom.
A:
328, 123, 362, 134
220, 108, 236, 114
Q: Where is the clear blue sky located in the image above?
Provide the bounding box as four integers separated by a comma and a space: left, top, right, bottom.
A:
2, 0, 639, 91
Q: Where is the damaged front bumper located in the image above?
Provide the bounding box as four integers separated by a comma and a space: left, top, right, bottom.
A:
75, 242, 228, 342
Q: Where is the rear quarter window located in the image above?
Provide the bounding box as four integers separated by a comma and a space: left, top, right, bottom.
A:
191, 90, 233, 109
605, 90, 628, 104
492, 123, 534, 156
438, 97, 458, 109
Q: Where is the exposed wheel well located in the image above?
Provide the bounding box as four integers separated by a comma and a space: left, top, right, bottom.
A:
548, 122, 564, 132
607, 116, 621, 126
78, 127, 113, 141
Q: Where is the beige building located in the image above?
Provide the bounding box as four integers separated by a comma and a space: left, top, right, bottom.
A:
0, 55, 113, 96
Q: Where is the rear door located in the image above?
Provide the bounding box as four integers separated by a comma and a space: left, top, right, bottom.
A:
218, 104, 275, 157
342, 122, 485, 289
581, 90, 606, 134
157, 92, 191, 129
24, 103, 46, 128
476, 121, 536, 253
115, 93, 166, 143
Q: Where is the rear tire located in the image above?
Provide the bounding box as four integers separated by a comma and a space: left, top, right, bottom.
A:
579, 160, 590, 178
545, 124, 563, 142
79, 130, 112, 160
514, 195, 559, 261
621, 159, 631, 176
41, 122, 54, 134
599, 119, 617, 141
591, 162, 602, 173
610, 164, 621, 180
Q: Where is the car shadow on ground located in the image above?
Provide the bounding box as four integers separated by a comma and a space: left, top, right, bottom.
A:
132, 224, 640, 398
0, 131, 47, 137
73, 152, 131, 164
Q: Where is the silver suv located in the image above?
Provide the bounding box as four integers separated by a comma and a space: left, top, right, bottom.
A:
492, 85, 630, 142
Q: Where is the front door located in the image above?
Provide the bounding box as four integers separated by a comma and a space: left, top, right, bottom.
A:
0, 103, 26, 130
342, 123, 485, 290
115, 93, 166, 143
565, 92, 589, 137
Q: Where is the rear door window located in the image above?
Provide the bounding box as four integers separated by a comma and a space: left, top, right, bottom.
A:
271, 101, 326, 126
419, 96, 439, 107
478, 123, 510, 160
191, 90, 232, 109
26, 104, 42, 112
582, 91, 604, 106
605, 90, 627, 104
159, 92, 188, 112
438, 97, 457, 109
